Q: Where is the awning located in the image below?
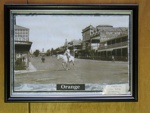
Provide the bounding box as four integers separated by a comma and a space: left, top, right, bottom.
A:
15, 41, 32, 53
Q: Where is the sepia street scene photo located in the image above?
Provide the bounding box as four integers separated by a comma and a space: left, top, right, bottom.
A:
13, 12, 131, 95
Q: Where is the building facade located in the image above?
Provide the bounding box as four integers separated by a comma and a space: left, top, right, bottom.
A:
14, 25, 32, 70
98, 34, 128, 61
81, 25, 128, 61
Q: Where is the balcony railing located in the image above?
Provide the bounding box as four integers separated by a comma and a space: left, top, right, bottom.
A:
99, 41, 128, 50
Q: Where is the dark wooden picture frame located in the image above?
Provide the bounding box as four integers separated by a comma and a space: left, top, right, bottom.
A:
4, 4, 138, 102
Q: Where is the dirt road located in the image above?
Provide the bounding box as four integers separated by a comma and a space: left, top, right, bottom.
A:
15, 56, 128, 85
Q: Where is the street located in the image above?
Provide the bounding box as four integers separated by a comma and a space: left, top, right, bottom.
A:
15, 56, 128, 85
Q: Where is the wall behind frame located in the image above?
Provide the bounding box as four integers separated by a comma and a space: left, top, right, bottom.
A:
0, 0, 150, 113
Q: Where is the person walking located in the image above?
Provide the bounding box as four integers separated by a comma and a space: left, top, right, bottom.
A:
41, 55, 45, 63
112, 55, 115, 62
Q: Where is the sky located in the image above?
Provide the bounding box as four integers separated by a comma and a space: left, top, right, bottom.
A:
16, 14, 129, 52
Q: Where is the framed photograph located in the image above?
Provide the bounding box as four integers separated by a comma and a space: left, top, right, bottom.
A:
4, 4, 138, 102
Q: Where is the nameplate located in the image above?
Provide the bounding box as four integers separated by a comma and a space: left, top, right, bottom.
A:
103, 84, 128, 95
57, 84, 85, 90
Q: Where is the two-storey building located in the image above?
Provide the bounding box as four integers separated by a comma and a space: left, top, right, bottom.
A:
14, 25, 32, 69
81, 25, 128, 60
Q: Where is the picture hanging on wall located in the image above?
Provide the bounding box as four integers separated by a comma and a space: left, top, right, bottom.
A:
4, 4, 138, 102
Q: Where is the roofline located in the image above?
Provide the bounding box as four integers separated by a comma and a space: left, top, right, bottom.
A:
14, 25, 29, 30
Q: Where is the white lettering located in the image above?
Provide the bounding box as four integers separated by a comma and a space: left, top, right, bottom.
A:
60, 84, 80, 90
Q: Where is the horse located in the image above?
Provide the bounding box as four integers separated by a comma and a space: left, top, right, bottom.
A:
56, 54, 75, 70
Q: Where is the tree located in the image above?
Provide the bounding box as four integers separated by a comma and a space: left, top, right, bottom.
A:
51, 48, 54, 55
46, 49, 51, 56
33, 49, 40, 57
